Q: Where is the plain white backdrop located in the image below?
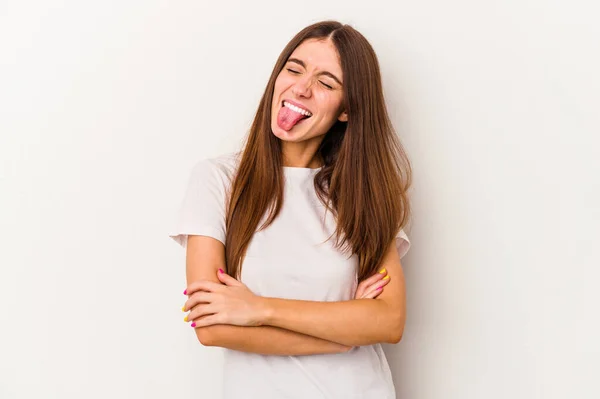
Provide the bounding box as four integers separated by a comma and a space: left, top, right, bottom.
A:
1, 1, 598, 398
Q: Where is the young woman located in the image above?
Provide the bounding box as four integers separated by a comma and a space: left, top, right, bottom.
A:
170, 20, 412, 399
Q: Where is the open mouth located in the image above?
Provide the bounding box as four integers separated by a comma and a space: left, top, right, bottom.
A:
281, 100, 313, 118
277, 101, 312, 131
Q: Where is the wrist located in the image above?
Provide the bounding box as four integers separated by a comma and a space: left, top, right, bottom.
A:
257, 296, 275, 326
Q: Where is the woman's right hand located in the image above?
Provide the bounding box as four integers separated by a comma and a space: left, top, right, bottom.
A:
354, 268, 391, 299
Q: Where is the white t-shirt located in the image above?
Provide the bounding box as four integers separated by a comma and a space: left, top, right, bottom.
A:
169, 151, 411, 399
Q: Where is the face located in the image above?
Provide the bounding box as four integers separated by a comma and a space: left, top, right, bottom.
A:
270, 38, 348, 146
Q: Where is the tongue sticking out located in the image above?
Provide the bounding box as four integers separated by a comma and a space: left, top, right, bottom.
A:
277, 105, 309, 131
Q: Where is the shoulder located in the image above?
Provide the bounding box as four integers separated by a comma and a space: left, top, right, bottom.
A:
190, 151, 242, 184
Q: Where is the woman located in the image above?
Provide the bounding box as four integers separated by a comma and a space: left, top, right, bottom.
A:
170, 20, 412, 399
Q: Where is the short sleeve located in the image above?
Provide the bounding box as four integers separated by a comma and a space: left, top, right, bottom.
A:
168, 159, 228, 249
395, 227, 411, 259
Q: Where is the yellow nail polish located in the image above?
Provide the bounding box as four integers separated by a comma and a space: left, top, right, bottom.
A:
383, 275, 390, 280
379, 268, 386, 274
183, 315, 188, 322
181, 306, 185, 312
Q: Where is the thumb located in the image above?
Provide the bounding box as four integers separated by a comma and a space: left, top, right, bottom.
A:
217, 268, 242, 286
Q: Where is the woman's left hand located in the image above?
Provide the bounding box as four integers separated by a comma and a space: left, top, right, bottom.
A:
183, 270, 266, 328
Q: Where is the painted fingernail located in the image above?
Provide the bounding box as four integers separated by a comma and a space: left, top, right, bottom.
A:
218, 268, 224, 274
377, 286, 383, 291
181, 306, 185, 312
379, 268, 386, 274
183, 289, 187, 295
190, 322, 196, 327
183, 315, 188, 322
383, 275, 390, 280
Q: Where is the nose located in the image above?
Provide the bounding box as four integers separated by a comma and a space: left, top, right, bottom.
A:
291, 76, 313, 98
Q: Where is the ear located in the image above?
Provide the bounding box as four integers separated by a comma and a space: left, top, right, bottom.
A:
338, 110, 348, 122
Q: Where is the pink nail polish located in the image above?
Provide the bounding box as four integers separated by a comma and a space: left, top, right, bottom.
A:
218, 269, 224, 274
191, 322, 196, 327
377, 286, 383, 291
183, 289, 187, 295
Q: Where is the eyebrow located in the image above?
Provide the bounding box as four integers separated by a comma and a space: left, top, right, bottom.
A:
287, 58, 343, 86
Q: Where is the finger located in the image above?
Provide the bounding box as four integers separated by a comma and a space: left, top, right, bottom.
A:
361, 276, 391, 299
361, 275, 391, 298
355, 269, 387, 298
217, 269, 243, 287
361, 288, 381, 299
362, 285, 384, 299
185, 280, 223, 296
355, 286, 364, 299
188, 304, 216, 321
355, 280, 366, 299
183, 291, 213, 311
363, 268, 388, 286
191, 314, 222, 328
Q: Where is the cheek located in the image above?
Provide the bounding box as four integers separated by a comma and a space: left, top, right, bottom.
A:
274, 74, 294, 94
272, 79, 285, 108
317, 93, 343, 117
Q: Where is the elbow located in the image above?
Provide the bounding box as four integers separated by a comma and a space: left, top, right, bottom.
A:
194, 327, 216, 347
387, 328, 404, 344
385, 314, 405, 344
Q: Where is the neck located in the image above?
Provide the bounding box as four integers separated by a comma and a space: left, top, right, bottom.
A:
280, 138, 324, 168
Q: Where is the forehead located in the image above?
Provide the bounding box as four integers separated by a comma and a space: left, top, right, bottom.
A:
288, 39, 342, 75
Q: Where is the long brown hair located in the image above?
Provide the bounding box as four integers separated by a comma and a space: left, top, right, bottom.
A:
224, 20, 412, 281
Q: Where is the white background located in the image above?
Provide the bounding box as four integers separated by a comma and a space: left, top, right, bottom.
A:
1, 1, 598, 398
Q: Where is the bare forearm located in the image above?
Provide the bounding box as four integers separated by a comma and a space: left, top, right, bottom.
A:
196, 325, 351, 356
261, 298, 404, 347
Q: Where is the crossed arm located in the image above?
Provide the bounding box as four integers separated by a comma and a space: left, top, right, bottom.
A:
183, 235, 406, 355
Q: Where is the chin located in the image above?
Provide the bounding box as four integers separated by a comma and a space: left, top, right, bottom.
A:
270, 119, 293, 140
272, 127, 300, 142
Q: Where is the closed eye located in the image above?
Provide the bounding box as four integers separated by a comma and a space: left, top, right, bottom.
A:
287, 68, 333, 90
